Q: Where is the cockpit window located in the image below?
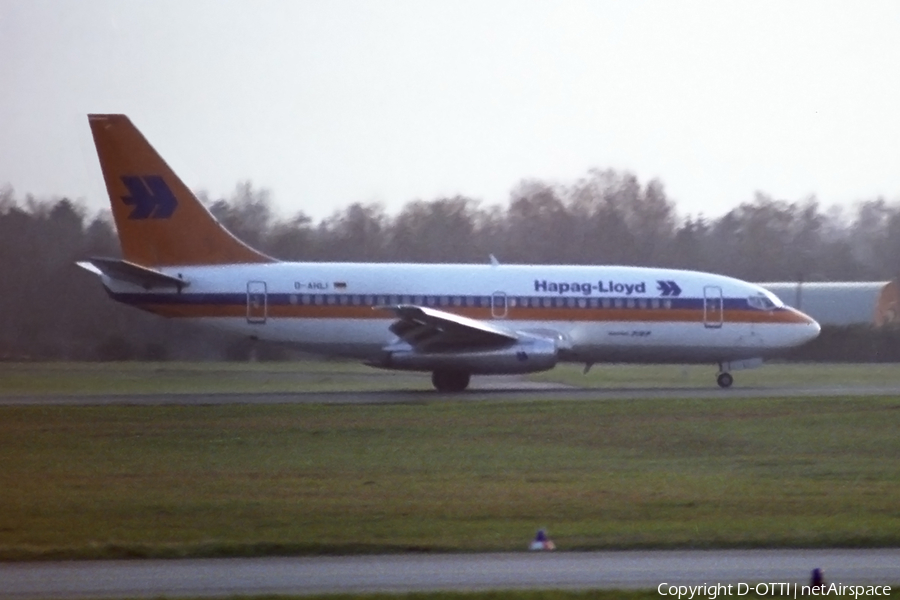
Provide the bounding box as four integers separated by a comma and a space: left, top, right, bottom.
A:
747, 292, 780, 310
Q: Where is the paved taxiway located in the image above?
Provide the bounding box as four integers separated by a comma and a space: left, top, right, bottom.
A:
3, 383, 900, 405
3, 550, 898, 598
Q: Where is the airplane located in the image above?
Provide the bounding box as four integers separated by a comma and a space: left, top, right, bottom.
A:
78, 114, 821, 391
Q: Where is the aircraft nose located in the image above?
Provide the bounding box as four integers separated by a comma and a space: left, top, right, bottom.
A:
793, 308, 821, 343
806, 317, 821, 342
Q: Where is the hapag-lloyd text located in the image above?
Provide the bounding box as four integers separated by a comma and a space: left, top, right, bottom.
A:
535, 279, 647, 296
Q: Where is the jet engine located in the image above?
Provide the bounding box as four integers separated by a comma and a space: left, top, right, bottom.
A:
373, 336, 558, 374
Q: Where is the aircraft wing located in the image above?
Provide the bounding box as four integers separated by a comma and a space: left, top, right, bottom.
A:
379, 305, 519, 352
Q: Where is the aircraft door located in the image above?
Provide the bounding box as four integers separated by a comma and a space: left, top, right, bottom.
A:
703, 285, 723, 328
491, 292, 508, 319
247, 281, 267, 324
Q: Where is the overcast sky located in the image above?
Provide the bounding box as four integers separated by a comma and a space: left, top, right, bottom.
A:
3, 0, 900, 221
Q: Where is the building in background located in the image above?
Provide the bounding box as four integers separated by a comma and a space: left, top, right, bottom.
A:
760, 281, 900, 327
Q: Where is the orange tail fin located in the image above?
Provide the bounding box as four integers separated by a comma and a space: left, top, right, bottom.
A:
88, 114, 273, 267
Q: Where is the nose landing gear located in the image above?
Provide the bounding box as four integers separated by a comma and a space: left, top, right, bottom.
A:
715, 358, 762, 388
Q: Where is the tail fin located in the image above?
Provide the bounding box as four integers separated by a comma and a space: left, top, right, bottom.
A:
88, 114, 273, 267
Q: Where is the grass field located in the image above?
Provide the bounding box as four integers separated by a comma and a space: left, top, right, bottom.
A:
533, 362, 900, 388
1, 390, 898, 560
0, 360, 430, 395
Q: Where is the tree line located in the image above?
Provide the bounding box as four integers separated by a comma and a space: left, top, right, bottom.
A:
2, 168, 900, 361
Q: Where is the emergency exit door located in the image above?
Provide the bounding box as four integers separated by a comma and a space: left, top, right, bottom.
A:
491, 292, 508, 318
247, 281, 267, 324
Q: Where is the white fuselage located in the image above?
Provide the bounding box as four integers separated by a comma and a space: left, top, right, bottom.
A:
101, 262, 820, 368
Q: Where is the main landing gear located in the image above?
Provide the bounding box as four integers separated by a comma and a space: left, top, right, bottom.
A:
716, 372, 734, 389
432, 369, 471, 392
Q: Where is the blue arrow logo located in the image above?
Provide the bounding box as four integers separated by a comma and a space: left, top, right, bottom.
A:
120, 175, 178, 219
656, 280, 682, 297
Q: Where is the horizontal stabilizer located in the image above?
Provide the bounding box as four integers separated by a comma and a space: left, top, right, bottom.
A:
76, 257, 188, 290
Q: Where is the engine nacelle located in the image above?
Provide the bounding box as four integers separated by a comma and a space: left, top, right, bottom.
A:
373, 337, 558, 374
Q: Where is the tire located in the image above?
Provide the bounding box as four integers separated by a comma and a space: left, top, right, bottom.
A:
431, 370, 471, 392
716, 372, 733, 389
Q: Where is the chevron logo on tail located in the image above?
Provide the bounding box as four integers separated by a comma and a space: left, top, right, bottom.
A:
121, 175, 179, 219
657, 280, 682, 296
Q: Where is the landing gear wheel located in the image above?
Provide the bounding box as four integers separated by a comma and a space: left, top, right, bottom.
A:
716, 372, 733, 389
431, 370, 471, 392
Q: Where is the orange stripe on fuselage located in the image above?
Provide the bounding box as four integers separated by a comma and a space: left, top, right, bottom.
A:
135, 303, 812, 324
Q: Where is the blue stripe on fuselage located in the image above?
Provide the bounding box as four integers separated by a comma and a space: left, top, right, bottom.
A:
106, 290, 775, 312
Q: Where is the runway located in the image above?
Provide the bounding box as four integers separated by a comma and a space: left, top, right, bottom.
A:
2, 549, 898, 598
3, 382, 900, 406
